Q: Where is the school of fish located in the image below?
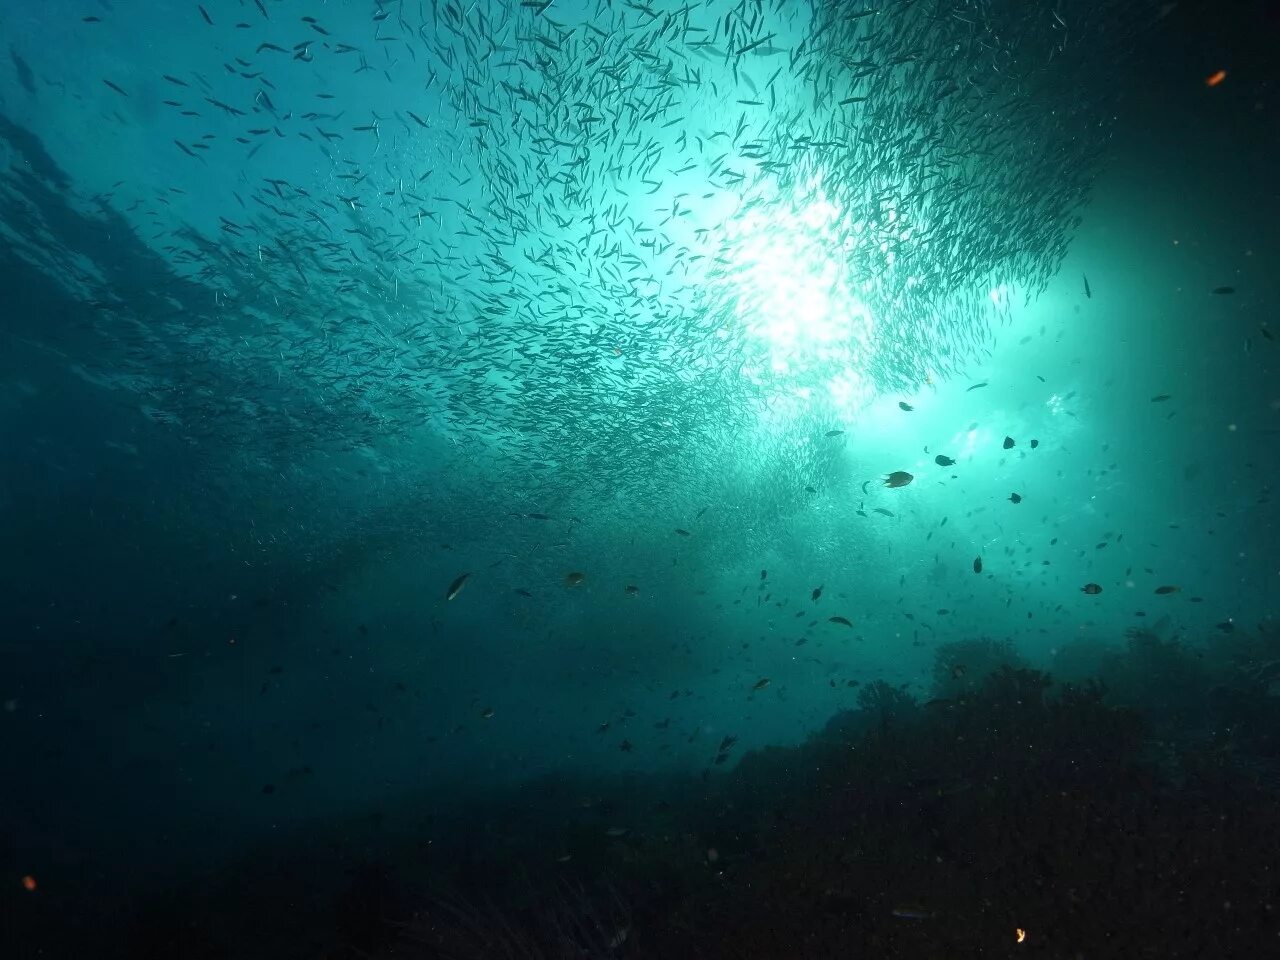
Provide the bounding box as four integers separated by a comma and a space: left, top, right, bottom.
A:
1, 0, 1165, 517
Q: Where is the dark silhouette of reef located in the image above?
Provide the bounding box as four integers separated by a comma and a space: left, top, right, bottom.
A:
8, 619, 1280, 960
385, 623, 1280, 960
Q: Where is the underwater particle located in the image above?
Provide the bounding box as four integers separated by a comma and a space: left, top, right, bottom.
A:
1081, 583, 1103, 594
445, 572, 471, 601
1003, 436, 1016, 449
884, 471, 914, 487
1212, 286, 1235, 294
891, 906, 935, 920
1205, 68, 1227, 86
935, 454, 955, 466
899, 401, 914, 411
973, 556, 983, 573
1016, 927, 1027, 943
1008, 492, 1022, 504
1154, 585, 1181, 594
828, 616, 853, 627
1030, 438, 1040, 449
564, 572, 586, 587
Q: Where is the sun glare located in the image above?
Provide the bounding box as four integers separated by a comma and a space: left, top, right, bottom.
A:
720, 172, 880, 415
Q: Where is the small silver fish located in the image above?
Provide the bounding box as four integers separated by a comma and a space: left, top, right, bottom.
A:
445, 572, 471, 601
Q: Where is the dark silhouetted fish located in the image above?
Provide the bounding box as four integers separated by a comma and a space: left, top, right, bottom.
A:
445, 572, 471, 601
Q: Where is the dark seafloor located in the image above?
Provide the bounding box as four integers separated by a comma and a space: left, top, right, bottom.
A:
1, 1, 1279, 958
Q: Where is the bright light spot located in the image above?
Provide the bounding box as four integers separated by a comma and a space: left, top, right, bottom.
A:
989, 285, 1009, 308
719, 170, 881, 417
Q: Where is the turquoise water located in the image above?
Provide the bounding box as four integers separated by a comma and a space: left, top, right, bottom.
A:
1, 1, 1277, 957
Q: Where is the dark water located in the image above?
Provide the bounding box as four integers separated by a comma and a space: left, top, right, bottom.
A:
1, 1, 1278, 957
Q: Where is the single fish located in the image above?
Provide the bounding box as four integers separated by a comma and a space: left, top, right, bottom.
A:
445, 572, 471, 601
